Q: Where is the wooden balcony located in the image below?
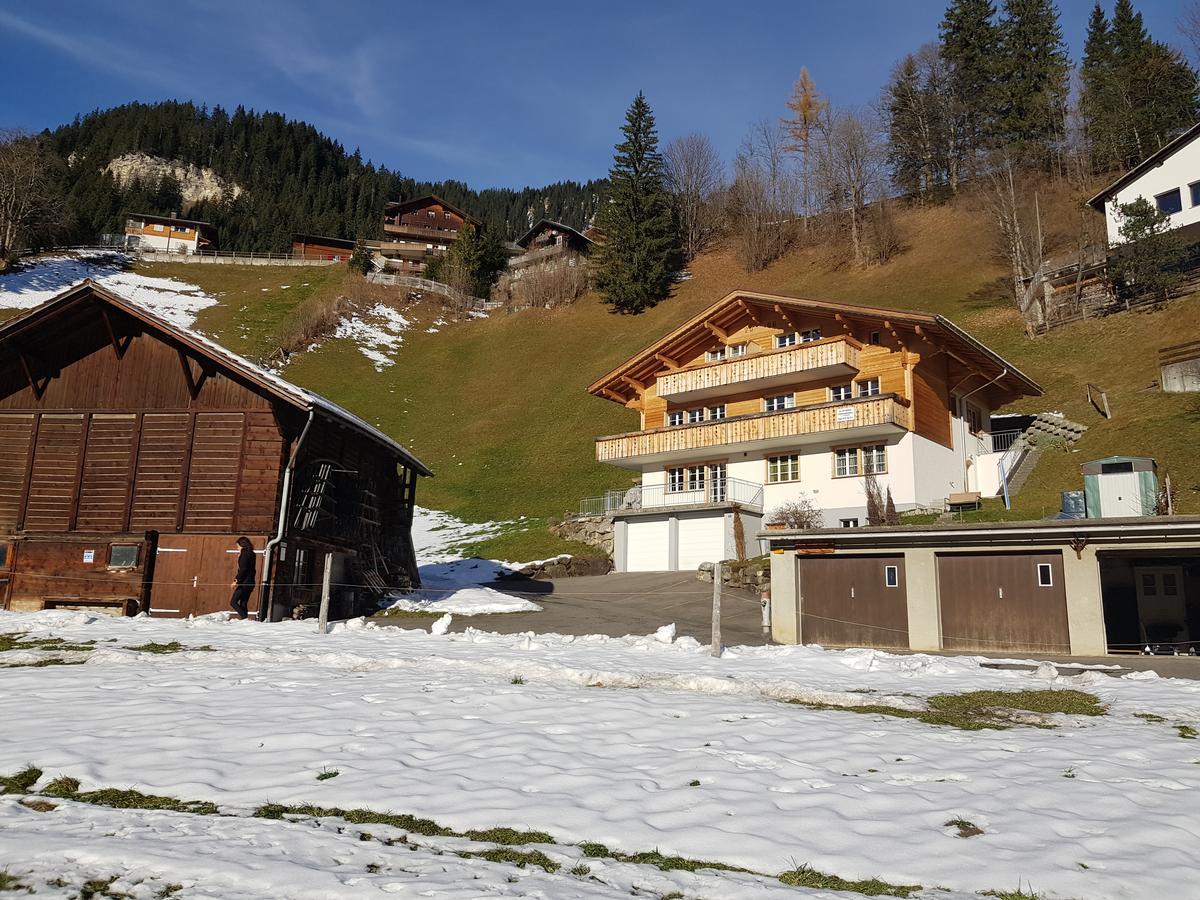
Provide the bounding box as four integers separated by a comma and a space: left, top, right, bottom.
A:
596, 394, 910, 466
657, 337, 860, 402
383, 221, 461, 241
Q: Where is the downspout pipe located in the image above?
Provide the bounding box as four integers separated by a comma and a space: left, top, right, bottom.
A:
258, 407, 314, 621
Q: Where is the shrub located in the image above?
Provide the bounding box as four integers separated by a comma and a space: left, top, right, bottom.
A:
766, 497, 823, 529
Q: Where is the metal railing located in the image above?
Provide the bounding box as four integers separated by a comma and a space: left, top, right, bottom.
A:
365, 272, 495, 309
578, 477, 764, 516
986, 429, 1022, 453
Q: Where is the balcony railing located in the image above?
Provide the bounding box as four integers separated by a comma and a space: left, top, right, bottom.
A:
596, 394, 910, 464
578, 477, 764, 516
985, 429, 1022, 453
656, 337, 860, 402
383, 221, 462, 239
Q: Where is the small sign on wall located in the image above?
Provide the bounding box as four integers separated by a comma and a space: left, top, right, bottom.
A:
835, 406, 856, 423
82, 549, 95, 564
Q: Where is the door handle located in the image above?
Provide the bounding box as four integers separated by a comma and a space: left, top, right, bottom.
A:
850, 586, 855, 599
192, 576, 199, 588
998, 586, 1004, 599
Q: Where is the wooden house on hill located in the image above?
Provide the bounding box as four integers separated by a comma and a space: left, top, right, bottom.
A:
124, 213, 216, 255
379, 195, 480, 274
0, 282, 430, 620
509, 219, 595, 274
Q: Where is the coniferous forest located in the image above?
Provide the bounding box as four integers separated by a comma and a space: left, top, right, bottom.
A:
47, 101, 605, 251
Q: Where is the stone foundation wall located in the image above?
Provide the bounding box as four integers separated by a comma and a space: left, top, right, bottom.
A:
550, 515, 614, 555
697, 555, 771, 594
505, 554, 613, 580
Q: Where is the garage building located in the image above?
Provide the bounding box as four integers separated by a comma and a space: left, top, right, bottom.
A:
764, 517, 1200, 656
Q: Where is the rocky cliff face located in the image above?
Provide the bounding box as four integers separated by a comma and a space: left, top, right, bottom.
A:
105, 153, 244, 206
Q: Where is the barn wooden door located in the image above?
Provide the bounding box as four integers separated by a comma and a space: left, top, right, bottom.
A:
150, 534, 260, 618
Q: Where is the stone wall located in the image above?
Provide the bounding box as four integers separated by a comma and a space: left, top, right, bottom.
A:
504, 554, 613, 580
550, 515, 614, 555
697, 556, 771, 594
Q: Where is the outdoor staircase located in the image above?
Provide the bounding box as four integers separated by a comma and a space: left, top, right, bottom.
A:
1000, 413, 1088, 501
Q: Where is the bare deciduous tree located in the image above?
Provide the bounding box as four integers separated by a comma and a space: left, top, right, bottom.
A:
767, 497, 823, 530
663, 133, 725, 262
982, 153, 1046, 334
729, 121, 801, 272
812, 107, 886, 268
494, 256, 589, 310
0, 130, 67, 261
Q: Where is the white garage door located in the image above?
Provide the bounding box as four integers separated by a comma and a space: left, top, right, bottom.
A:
625, 516, 671, 572
677, 514, 726, 571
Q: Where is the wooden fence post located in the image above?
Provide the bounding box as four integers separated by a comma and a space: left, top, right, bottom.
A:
318, 551, 333, 634
711, 561, 722, 658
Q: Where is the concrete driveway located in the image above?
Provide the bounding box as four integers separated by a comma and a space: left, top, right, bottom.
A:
380, 571, 772, 646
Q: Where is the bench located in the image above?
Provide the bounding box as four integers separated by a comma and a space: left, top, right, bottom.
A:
42, 597, 139, 616
946, 491, 982, 513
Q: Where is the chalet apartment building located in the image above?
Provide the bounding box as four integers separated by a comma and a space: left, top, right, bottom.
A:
124, 213, 215, 255
378, 195, 479, 275
588, 291, 1041, 572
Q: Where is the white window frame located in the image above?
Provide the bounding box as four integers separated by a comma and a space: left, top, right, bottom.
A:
667, 411, 684, 427
767, 454, 800, 483
706, 348, 724, 362
1037, 563, 1053, 587
727, 343, 747, 358
830, 384, 852, 402
775, 332, 798, 349
799, 328, 822, 343
686, 465, 706, 492
884, 565, 899, 587
856, 378, 881, 397
707, 404, 726, 420
839, 517, 859, 528
765, 394, 796, 412
1155, 187, 1183, 216
834, 447, 859, 478
687, 408, 705, 424
862, 444, 887, 475
667, 467, 685, 493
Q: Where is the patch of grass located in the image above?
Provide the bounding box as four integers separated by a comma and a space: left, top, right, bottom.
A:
0, 633, 95, 654
42, 776, 80, 797
0, 871, 29, 892
981, 885, 1041, 899
511, 676, 525, 685
464, 826, 554, 845
465, 525, 599, 567
569, 863, 591, 876
316, 769, 339, 781
79, 876, 129, 899
255, 803, 454, 837
688, 779, 701, 787
155, 886, 183, 899
373, 607, 444, 620
1135, 712, 1167, 723
18, 797, 56, 812
578, 842, 611, 858
779, 864, 921, 897
124, 641, 215, 654
2, 657, 87, 668
43, 780, 218, 816
789, 689, 1105, 731
1178, 725, 1198, 739
0, 767, 41, 795
461, 847, 560, 873
609, 849, 748, 875
945, 818, 984, 838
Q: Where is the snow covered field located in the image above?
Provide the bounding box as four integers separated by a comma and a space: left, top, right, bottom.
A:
2, 602, 1199, 898
0, 253, 217, 328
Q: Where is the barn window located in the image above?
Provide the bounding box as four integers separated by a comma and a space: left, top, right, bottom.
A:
1037, 563, 1053, 587
765, 394, 796, 412
869, 331, 881, 345
1155, 188, 1183, 215
707, 404, 726, 420
687, 408, 705, 424
109, 544, 139, 569
885, 565, 899, 588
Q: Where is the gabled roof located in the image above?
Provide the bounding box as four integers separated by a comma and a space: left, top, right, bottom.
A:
292, 233, 356, 249
0, 281, 432, 476
383, 194, 480, 226
587, 290, 1042, 403
1087, 120, 1200, 211
515, 219, 595, 249
127, 212, 215, 230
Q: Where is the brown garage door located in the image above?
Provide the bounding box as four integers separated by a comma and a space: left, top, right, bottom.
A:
937, 552, 1070, 653
798, 554, 909, 649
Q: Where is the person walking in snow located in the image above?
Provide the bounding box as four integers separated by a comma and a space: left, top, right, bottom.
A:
229, 536, 256, 620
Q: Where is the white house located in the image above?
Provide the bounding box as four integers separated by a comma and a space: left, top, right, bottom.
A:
1088, 121, 1200, 245
586, 291, 1042, 573
124, 213, 215, 255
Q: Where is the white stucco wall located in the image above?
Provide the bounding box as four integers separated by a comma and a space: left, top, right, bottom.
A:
127, 231, 199, 254
1101, 140, 1200, 244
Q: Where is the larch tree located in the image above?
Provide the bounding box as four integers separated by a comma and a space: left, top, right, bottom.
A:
781, 67, 828, 237
594, 93, 679, 313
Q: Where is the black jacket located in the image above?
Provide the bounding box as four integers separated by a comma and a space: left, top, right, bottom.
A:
235, 546, 256, 586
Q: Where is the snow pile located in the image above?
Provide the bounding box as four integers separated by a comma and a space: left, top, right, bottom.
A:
1, 609, 1199, 899
0, 253, 216, 329
333, 302, 411, 370
384, 588, 540, 616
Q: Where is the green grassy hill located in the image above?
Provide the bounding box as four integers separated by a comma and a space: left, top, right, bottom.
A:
148, 198, 1200, 558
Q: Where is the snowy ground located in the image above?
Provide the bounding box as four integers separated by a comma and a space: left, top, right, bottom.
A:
2, 602, 1199, 898
333, 302, 412, 371
0, 252, 216, 329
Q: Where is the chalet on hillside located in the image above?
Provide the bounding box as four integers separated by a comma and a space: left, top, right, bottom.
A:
292, 233, 357, 261
0, 282, 430, 620
379, 195, 480, 275
586, 290, 1041, 573
508, 219, 595, 275
124, 213, 216, 255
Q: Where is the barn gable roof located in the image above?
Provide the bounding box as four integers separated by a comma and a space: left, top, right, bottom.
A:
0, 281, 432, 476
587, 290, 1042, 403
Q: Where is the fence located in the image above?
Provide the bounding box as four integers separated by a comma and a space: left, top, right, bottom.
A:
578, 478, 765, 517
986, 430, 1022, 453
365, 272, 497, 310
19, 244, 337, 267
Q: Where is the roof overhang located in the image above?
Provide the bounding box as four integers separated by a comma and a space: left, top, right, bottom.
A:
0, 281, 432, 477
1086, 120, 1200, 211
516, 219, 594, 249
384, 194, 480, 226
587, 290, 1042, 404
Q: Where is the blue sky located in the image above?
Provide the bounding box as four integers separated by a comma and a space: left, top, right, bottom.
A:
0, 0, 1189, 190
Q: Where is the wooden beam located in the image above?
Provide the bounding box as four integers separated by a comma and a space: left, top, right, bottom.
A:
15, 346, 54, 400
99, 308, 134, 360
737, 299, 761, 325
655, 352, 680, 370
773, 304, 798, 331
600, 387, 628, 403
705, 321, 728, 340
176, 348, 212, 400
622, 375, 648, 393
833, 312, 854, 334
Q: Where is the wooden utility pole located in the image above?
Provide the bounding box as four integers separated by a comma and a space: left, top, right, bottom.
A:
710, 562, 722, 657
318, 551, 333, 634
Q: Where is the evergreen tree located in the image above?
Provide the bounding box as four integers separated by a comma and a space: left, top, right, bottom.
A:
1080, 3, 1118, 166
348, 236, 372, 275
939, 0, 1000, 163
993, 0, 1070, 167
1108, 197, 1187, 302
594, 93, 678, 313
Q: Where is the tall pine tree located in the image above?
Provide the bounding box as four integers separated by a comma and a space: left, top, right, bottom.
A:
939, 0, 1000, 165
1080, 2, 1118, 166
594, 93, 678, 314
993, 0, 1070, 167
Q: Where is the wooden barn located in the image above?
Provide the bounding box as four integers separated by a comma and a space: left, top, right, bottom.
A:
0, 281, 431, 620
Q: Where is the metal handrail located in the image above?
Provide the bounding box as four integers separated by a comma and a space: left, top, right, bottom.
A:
986, 429, 1022, 453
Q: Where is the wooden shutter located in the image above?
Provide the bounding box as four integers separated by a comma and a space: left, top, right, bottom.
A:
76, 414, 138, 531
24, 414, 86, 532
130, 413, 191, 530
0, 414, 35, 529
184, 412, 245, 530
